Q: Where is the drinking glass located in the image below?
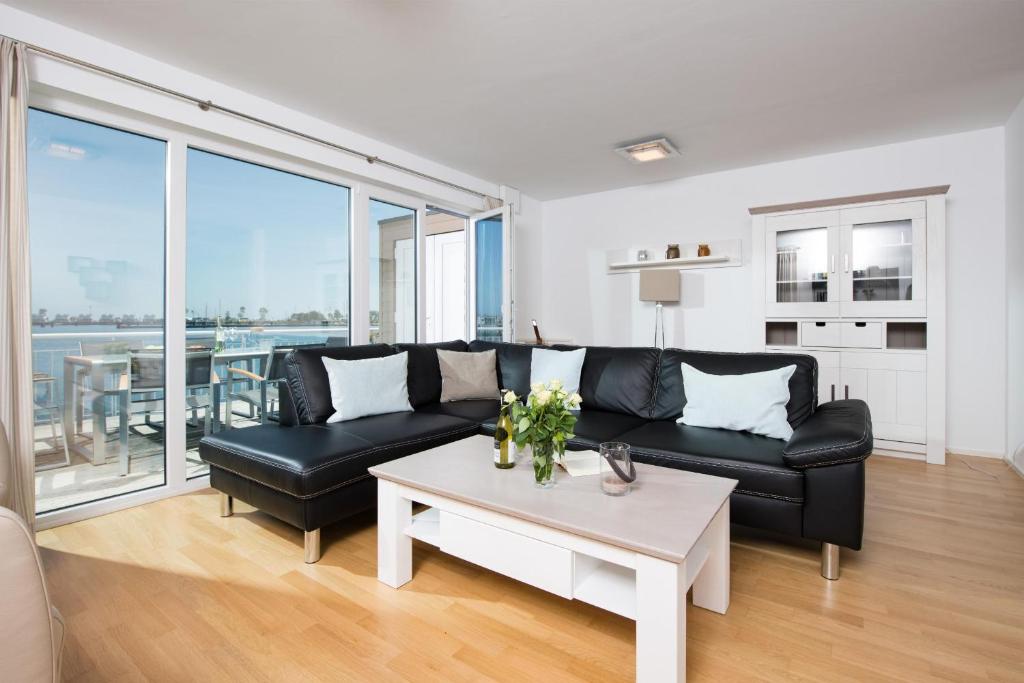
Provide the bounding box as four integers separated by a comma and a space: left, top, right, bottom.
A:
599, 442, 634, 496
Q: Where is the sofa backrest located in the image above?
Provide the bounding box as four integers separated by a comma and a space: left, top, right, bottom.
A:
284, 343, 396, 424
551, 344, 660, 418
394, 340, 469, 407
282, 340, 818, 428
467, 340, 537, 398
651, 348, 818, 427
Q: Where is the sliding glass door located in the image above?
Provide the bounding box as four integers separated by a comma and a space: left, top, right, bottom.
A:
185, 148, 351, 474
27, 109, 167, 514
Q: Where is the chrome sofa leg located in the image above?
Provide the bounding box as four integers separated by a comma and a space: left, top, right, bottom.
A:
821, 542, 840, 580
219, 493, 233, 517
304, 529, 321, 564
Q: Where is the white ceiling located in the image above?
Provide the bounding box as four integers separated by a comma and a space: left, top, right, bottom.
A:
9, 0, 1024, 200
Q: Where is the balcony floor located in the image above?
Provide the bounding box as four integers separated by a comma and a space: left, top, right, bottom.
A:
33, 407, 259, 513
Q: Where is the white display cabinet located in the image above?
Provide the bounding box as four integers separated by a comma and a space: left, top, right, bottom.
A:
752, 186, 947, 464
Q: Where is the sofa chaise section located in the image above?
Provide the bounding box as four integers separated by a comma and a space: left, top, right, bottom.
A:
200, 342, 480, 563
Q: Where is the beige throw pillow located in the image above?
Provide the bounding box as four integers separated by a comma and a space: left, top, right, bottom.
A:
437, 349, 499, 402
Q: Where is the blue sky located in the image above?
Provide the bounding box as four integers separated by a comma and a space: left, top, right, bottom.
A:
27, 108, 165, 319
27, 108, 502, 325
186, 147, 350, 321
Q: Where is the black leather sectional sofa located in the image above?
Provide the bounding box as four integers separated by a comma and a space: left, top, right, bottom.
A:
199, 340, 872, 578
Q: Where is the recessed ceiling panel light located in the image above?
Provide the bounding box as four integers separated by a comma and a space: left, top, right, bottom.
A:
615, 137, 679, 164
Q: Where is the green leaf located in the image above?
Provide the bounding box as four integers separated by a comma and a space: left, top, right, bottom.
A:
518, 417, 531, 433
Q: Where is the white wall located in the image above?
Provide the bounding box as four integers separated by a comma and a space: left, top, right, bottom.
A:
539, 128, 1007, 457
1006, 97, 1024, 468
513, 194, 545, 343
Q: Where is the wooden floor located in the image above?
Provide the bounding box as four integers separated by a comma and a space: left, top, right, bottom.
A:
36, 453, 1024, 682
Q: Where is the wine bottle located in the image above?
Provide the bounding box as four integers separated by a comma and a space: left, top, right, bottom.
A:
493, 403, 514, 469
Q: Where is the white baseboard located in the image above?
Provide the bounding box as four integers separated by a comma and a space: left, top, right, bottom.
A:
872, 448, 925, 461
1010, 458, 1024, 479
945, 447, 1005, 460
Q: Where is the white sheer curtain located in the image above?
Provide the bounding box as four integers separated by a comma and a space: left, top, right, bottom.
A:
0, 38, 35, 526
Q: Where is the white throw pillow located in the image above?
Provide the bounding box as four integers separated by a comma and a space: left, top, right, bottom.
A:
529, 347, 586, 394
322, 352, 413, 423
676, 363, 796, 440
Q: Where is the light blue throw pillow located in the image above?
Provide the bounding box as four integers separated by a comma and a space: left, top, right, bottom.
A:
322, 352, 413, 423
677, 362, 796, 440
529, 347, 586, 394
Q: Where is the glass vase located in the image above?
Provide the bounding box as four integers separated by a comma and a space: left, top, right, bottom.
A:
532, 440, 556, 489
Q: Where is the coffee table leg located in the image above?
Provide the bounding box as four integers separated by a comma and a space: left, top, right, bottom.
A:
377, 479, 412, 588
692, 502, 730, 614
636, 554, 686, 682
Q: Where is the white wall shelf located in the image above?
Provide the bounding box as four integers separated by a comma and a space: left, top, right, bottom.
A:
607, 238, 741, 274
609, 255, 729, 270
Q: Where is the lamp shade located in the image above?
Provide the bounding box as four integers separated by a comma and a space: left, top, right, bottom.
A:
639, 269, 680, 303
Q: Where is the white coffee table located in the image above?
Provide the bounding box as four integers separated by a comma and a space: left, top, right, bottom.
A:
369, 435, 737, 683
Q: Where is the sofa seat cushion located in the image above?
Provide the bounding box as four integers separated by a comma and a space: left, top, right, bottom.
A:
567, 410, 649, 449
199, 412, 478, 498
417, 399, 500, 424
615, 421, 804, 502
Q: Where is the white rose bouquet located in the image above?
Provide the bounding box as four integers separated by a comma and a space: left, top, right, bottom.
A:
506, 380, 582, 488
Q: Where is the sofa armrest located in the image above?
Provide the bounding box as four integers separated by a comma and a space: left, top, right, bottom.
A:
783, 400, 872, 469
0, 507, 62, 683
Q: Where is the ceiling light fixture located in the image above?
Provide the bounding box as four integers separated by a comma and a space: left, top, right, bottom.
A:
615, 137, 679, 164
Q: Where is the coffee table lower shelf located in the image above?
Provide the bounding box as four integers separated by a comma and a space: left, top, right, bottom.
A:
377, 479, 730, 683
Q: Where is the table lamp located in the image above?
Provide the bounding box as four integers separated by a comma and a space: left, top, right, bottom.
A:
639, 270, 680, 348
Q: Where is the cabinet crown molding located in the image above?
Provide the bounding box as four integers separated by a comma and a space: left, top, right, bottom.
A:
748, 185, 950, 216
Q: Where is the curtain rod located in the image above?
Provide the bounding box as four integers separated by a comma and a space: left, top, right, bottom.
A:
14, 38, 493, 202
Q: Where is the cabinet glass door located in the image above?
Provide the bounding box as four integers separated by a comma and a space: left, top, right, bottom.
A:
775, 227, 830, 304
765, 210, 839, 316
839, 202, 926, 316
850, 220, 913, 302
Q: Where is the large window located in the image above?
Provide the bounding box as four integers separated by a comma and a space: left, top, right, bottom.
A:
27, 109, 167, 513
185, 148, 351, 473
369, 198, 416, 343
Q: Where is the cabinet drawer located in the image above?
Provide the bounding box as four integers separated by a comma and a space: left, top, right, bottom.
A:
840, 322, 882, 348
801, 321, 840, 347
440, 511, 573, 598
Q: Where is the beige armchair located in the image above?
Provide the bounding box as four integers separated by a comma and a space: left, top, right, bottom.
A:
0, 422, 65, 682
